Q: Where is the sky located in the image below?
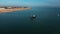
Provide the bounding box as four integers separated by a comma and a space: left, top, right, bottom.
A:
0, 0, 60, 7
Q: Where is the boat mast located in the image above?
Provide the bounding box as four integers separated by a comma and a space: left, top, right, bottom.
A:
57, 8, 59, 16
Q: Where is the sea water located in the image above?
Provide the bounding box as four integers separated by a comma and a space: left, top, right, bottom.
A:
0, 7, 60, 34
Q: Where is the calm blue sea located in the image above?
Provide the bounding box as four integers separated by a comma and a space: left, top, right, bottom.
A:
0, 7, 60, 34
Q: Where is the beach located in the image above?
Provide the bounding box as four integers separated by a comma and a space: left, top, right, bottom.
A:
0, 8, 30, 13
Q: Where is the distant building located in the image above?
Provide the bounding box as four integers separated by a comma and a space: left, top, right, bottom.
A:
7, 7, 12, 9
24, 7, 27, 8
0, 6, 23, 9
0, 8, 5, 9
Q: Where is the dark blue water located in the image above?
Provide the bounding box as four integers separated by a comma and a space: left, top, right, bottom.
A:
0, 7, 60, 34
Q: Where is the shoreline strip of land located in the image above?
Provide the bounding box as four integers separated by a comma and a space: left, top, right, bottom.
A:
0, 8, 31, 13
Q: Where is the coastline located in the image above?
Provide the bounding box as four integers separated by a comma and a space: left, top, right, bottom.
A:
0, 8, 31, 13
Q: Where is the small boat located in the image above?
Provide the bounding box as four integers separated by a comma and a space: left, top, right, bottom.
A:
31, 15, 36, 20
32, 15, 36, 18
